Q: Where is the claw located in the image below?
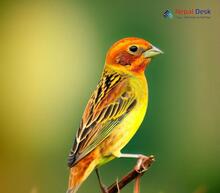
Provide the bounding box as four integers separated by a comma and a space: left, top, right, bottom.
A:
101, 185, 108, 193
134, 155, 155, 173
95, 169, 108, 193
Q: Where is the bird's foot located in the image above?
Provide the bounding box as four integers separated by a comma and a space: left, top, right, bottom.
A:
134, 155, 155, 173
96, 168, 109, 193
100, 183, 108, 193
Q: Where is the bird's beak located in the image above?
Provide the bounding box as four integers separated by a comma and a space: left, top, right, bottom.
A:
143, 45, 163, 58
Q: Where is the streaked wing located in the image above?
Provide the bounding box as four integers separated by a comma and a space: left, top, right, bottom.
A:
68, 71, 136, 167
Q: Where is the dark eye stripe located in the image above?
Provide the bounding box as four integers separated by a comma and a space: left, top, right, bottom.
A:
129, 45, 138, 52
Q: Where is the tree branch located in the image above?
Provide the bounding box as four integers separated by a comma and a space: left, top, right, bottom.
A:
106, 155, 155, 193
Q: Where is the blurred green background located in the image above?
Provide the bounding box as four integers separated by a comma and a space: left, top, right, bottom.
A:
1, 1, 220, 193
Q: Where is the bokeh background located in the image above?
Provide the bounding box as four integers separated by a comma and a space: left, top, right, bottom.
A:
1, 1, 220, 193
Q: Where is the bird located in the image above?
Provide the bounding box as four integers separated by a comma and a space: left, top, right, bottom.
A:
67, 37, 163, 193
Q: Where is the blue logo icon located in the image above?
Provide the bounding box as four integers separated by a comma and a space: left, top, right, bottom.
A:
163, 9, 173, 18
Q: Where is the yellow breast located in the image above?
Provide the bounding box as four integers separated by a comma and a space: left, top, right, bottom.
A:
117, 75, 148, 147
98, 75, 148, 162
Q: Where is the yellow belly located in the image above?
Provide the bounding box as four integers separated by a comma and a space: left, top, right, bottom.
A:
97, 76, 148, 166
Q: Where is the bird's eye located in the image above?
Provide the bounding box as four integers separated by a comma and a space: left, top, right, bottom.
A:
129, 45, 138, 53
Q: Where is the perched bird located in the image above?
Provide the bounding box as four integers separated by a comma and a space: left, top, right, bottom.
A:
67, 37, 163, 193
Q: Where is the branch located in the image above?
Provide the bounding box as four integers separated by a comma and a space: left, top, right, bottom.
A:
107, 155, 155, 193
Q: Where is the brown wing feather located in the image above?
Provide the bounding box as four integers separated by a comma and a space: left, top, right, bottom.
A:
68, 71, 136, 167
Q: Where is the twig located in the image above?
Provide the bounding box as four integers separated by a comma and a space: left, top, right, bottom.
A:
106, 155, 155, 193
134, 175, 141, 193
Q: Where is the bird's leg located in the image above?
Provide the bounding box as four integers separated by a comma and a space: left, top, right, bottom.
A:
118, 153, 154, 193
119, 153, 155, 172
95, 168, 108, 193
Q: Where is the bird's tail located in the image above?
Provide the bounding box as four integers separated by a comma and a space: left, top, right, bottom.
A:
67, 153, 97, 193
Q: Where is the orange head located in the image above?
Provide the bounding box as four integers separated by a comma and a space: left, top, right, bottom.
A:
105, 37, 163, 74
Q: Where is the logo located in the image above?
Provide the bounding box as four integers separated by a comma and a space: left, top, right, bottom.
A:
163, 8, 211, 19
163, 9, 173, 19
